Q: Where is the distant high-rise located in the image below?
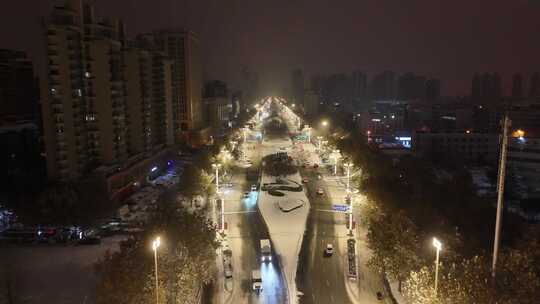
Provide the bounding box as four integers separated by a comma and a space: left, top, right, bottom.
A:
530, 72, 540, 98
470, 72, 502, 102
398, 72, 426, 100
204, 80, 228, 98
472, 73, 482, 99
291, 69, 305, 108
143, 30, 203, 135
425, 78, 441, 101
351, 70, 368, 107
370, 71, 396, 100
512, 73, 524, 98
0, 49, 37, 119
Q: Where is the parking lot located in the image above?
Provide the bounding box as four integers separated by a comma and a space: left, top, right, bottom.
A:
0, 235, 125, 304
0, 167, 182, 303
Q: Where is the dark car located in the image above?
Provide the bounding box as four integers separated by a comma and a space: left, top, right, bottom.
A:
78, 236, 101, 245
376, 292, 384, 300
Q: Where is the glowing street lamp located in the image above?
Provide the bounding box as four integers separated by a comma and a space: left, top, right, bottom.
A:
343, 162, 354, 193
331, 149, 341, 175
212, 163, 221, 193
242, 127, 248, 142
512, 129, 525, 139
304, 125, 312, 143
321, 120, 329, 128
433, 237, 442, 296
152, 236, 161, 304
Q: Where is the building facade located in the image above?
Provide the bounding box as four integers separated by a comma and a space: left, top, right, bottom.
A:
40, 0, 178, 183
144, 30, 204, 136
412, 131, 499, 164
0, 49, 37, 119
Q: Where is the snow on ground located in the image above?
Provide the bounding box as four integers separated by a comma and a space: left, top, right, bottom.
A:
258, 137, 310, 304
389, 281, 407, 303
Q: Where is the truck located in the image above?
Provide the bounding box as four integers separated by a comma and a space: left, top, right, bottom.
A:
252, 270, 262, 292
260, 239, 272, 262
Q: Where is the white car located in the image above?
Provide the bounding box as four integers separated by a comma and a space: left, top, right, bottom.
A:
316, 188, 324, 195
325, 244, 334, 256
251, 184, 258, 191
243, 192, 250, 198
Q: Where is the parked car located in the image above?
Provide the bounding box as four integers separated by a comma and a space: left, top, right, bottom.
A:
243, 192, 250, 198
78, 236, 101, 245
376, 292, 384, 300
302, 178, 308, 183
316, 187, 324, 195
313, 163, 319, 168
251, 184, 258, 191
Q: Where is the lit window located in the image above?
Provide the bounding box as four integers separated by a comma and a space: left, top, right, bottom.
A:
85, 72, 91, 78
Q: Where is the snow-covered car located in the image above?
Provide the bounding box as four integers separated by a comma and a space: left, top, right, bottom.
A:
251, 184, 258, 191
243, 192, 250, 198
325, 243, 334, 256
316, 187, 324, 195
302, 178, 308, 183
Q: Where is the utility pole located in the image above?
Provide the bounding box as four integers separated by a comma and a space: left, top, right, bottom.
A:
492, 114, 510, 279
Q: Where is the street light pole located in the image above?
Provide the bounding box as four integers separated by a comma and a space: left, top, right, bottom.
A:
344, 163, 353, 193
492, 114, 510, 279
221, 197, 225, 233
332, 149, 340, 175
212, 163, 221, 193
152, 237, 161, 304
433, 237, 442, 296
304, 125, 311, 143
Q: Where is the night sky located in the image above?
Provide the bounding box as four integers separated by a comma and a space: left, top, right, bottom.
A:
1, 0, 539, 95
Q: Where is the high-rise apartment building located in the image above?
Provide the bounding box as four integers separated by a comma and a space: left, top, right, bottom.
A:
529, 72, 540, 98
124, 39, 175, 155
291, 69, 305, 108
471, 72, 502, 102
370, 71, 396, 100
351, 70, 368, 101
397, 72, 427, 100
0, 49, 37, 119
40, 0, 128, 180
40, 0, 176, 182
425, 78, 441, 101
142, 30, 203, 137
512, 73, 524, 99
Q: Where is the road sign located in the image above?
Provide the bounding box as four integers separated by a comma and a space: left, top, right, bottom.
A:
332, 204, 349, 212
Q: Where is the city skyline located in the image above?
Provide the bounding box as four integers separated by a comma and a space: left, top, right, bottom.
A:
1, 0, 539, 95
2, 2, 540, 303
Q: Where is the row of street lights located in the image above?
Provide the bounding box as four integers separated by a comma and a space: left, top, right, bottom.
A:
315, 128, 444, 296
148, 101, 268, 303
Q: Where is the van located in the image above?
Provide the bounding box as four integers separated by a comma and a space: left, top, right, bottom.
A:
252, 270, 262, 292
260, 239, 272, 262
